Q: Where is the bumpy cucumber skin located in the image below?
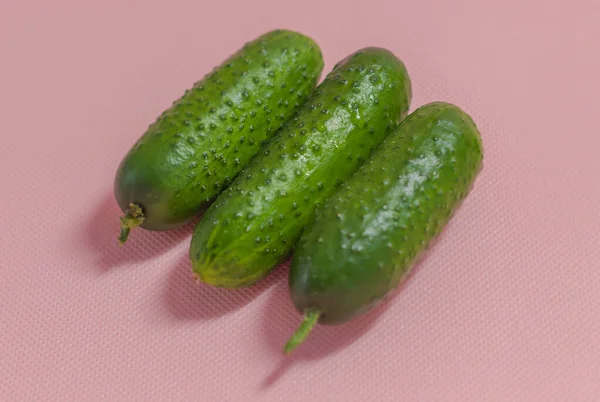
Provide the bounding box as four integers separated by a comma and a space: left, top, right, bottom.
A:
114, 30, 323, 230
190, 47, 412, 288
290, 102, 483, 325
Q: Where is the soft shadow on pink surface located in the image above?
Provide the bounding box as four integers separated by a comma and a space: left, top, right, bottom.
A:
162, 255, 279, 320
82, 193, 195, 273
259, 223, 455, 388
260, 266, 419, 388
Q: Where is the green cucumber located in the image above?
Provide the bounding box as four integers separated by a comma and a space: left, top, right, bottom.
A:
285, 102, 484, 353
190, 47, 412, 288
114, 30, 323, 244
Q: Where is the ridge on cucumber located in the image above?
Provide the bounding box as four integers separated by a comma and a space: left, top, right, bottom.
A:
114, 29, 324, 244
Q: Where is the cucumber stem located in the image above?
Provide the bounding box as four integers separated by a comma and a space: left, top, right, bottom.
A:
118, 203, 145, 246
284, 309, 321, 354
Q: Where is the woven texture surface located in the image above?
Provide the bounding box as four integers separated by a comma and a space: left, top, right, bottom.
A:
2, 0, 600, 400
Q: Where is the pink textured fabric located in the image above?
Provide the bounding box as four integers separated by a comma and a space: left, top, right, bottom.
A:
2, 0, 600, 400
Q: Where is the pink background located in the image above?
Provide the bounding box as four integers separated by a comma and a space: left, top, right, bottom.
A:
2, 0, 600, 400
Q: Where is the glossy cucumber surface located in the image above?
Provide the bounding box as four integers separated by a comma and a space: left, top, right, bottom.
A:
114, 30, 324, 243
286, 102, 483, 352
190, 47, 412, 288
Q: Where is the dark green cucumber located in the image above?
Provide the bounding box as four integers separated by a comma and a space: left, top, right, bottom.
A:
285, 102, 483, 353
190, 47, 412, 288
114, 30, 323, 244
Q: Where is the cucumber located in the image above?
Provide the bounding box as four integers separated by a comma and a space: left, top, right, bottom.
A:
190, 47, 412, 288
285, 102, 484, 353
114, 30, 323, 244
